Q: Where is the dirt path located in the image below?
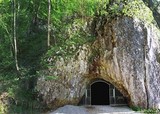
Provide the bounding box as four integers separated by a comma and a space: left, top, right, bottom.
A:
50, 105, 142, 114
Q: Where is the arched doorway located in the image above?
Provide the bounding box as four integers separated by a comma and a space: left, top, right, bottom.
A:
78, 79, 127, 106
91, 81, 110, 105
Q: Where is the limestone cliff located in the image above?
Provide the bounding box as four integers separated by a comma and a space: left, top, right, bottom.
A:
97, 17, 160, 109
36, 17, 160, 109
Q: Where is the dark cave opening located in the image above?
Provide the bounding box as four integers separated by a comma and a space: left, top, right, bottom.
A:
78, 79, 128, 106
91, 82, 109, 105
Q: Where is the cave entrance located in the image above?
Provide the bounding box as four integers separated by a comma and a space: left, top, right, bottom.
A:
78, 79, 127, 106
91, 81, 109, 105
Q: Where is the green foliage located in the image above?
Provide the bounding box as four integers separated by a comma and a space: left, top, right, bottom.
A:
0, 105, 5, 114
131, 106, 142, 111
8, 101, 41, 114
42, 0, 104, 66
5, 77, 43, 114
143, 109, 159, 114
131, 106, 159, 114
96, 0, 154, 24
122, 0, 154, 24
109, 3, 120, 15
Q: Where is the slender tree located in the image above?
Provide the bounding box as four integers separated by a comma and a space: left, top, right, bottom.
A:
13, 0, 19, 71
47, 0, 51, 47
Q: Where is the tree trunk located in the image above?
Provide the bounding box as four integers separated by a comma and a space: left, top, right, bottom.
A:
13, 0, 19, 71
47, 0, 51, 47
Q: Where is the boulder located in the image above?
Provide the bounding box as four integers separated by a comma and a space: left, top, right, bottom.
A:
36, 17, 160, 109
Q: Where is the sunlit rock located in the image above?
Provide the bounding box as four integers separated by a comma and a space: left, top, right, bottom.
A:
36, 17, 160, 110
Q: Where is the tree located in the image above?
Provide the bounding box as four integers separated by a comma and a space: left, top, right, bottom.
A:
12, 0, 19, 71
47, 0, 51, 47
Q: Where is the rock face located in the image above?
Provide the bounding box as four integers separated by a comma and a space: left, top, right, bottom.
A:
36, 17, 160, 109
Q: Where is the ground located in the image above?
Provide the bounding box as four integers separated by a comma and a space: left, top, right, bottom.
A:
49, 105, 142, 114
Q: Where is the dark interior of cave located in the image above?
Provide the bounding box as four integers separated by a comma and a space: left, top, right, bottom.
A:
91, 82, 109, 105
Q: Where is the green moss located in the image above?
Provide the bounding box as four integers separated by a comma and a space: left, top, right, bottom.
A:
99, 0, 154, 24
122, 0, 154, 24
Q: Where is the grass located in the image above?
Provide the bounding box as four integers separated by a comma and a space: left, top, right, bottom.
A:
131, 106, 159, 114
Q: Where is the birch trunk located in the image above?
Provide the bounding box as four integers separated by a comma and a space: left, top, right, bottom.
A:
47, 0, 51, 47
13, 0, 19, 71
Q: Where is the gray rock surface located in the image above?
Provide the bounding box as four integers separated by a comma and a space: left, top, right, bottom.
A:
49, 105, 142, 114
36, 17, 160, 109
50, 105, 88, 114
